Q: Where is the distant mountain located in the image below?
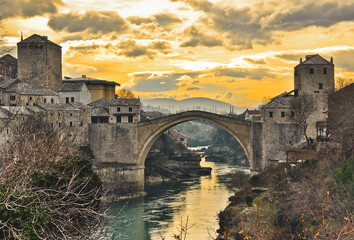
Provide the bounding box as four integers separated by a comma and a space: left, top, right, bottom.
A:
141, 97, 249, 114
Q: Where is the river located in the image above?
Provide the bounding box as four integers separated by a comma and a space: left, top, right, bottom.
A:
112, 155, 249, 240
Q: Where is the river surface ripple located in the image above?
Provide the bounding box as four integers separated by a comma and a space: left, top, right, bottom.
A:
112, 157, 249, 240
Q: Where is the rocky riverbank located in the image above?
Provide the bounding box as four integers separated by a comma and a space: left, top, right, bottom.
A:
144, 132, 211, 184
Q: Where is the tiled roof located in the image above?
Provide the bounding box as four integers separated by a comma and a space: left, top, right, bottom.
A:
1, 106, 34, 116
91, 107, 109, 117
59, 82, 85, 92
18, 34, 60, 48
297, 54, 332, 66
63, 76, 120, 86
0, 78, 18, 89
89, 97, 141, 107
0, 107, 11, 118
261, 92, 296, 109
69, 102, 91, 109
5, 81, 58, 96
246, 109, 260, 115
37, 103, 78, 111
0, 54, 17, 62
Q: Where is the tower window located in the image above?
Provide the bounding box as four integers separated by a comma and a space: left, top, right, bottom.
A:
309, 68, 314, 74
323, 68, 327, 74
269, 112, 273, 118
319, 83, 323, 89
281, 112, 285, 118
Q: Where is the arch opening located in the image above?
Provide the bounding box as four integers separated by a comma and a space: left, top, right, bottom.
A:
138, 113, 252, 171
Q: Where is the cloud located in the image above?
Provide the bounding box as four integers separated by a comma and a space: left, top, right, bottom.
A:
48, 11, 129, 34
2, 0, 64, 18
186, 87, 200, 91
180, 25, 222, 47
224, 91, 233, 99
173, 0, 354, 49
214, 67, 273, 80
243, 58, 266, 65
154, 13, 182, 27
127, 16, 153, 25
116, 40, 171, 58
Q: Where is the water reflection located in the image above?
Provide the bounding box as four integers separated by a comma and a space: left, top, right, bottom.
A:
113, 158, 249, 240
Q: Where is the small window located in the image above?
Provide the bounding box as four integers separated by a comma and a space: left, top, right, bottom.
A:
323, 68, 327, 74
80, 122, 83, 127
70, 122, 73, 127
6, 129, 9, 134
10, 95, 16, 101
269, 112, 273, 118
129, 107, 133, 112
117, 107, 121, 112
291, 111, 295, 118
319, 83, 323, 89
29, 96, 32, 101
309, 68, 314, 74
116, 116, 121, 123
44, 98, 47, 103
281, 112, 285, 118
58, 113, 61, 117
51, 98, 54, 103
50, 123, 53, 128
66, 97, 69, 103
70, 113, 72, 117
128, 116, 134, 123
51, 112, 54, 116
26, 103, 29, 106
71, 97, 74, 102
59, 122, 61, 127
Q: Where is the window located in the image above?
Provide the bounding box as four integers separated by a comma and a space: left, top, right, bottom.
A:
10, 95, 16, 101
66, 97, 69, 103
128, 116, 134, 123
51, 112, 54, 116
70, 113, 72, 117
294, 89, 299, 97
117, 107, 121, 112
51, 98, 54, 103
26, 103, 29, 106
116, 116, 121, 123
129, 107, 133, 112
319, 83, 323, 89
269, 112, 273, 118
50, 123, 53, 128
80, 122, 83, 127
71, 97, 74, 102
59, 122, 61, 127
323, 68, 327, 74
29, 96, 32, 101
44, 98, 47, 103
58, 113, 61, 117
281, 112, 285, 118
291, 111, 295, 118
69, 122, 73, 127
309, 68, 314, 74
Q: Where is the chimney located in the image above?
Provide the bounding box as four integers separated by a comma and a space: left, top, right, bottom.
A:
330, 57, 333, 64
300, 58, 302, 63
305, 55, 315, 60
82, 75, 87, 78
21, 31, 23, 41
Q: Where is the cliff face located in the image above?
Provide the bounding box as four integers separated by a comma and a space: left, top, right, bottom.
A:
145, 133, 211, 184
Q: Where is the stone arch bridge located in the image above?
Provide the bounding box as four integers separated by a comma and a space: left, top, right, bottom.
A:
89, 111, 264, 196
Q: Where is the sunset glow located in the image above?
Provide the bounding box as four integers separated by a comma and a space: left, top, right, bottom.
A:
2, 0, 354, 106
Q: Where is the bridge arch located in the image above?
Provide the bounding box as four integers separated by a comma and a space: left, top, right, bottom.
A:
137, 111, 252, 170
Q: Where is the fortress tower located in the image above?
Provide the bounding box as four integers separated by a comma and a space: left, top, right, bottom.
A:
17, 34, 62, 91
294, 54, 335, 138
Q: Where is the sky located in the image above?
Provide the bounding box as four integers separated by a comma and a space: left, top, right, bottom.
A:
1, 0, 354, 107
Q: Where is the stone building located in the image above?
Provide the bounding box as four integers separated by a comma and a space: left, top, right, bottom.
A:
63, 75, 120, 102
17, 34, 62, 91
1, 80, 59, 106
59, 82, 91, 105
0, 54, 17, 79
89, 98, 141, 124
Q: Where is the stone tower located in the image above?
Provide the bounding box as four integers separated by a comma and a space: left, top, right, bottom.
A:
17, 34, 62, 91
294, 54, 335, 138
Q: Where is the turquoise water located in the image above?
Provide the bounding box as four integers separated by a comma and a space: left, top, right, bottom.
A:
112, 159, 249, 240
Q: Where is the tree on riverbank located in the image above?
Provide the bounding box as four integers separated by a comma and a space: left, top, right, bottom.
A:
0, 116, 122, 239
